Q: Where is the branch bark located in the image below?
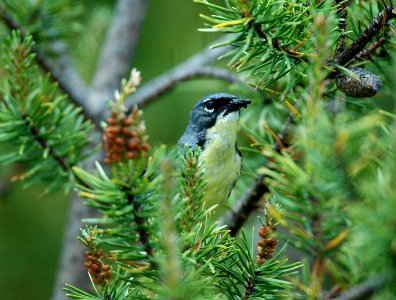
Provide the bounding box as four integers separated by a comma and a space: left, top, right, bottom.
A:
87, 0, 148, 122
126, 38, 233, 108
51, 1, 148, 299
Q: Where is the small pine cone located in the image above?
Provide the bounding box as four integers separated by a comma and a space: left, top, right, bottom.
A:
127, 139, 140, 150
84, 262, 91, 268
97, 249, 104, 258
258, 250, 265, 258
141, 143, 151, 152
98, 272, 106, 279
125, 151, 137, 159
122, 127, 131, 136
104, 157, 112, 165
88, 256, 97, 262
103, 265, 110, 271
259, 226, 271, 238
93, 278, 100, 285
105, 271, 112, 279
257, 258, 265, 265
124, 117, 134, 126
112, 154, 122, 162
107, 117, 117, 125
258, 240, 265, 247
267, 247, 274, 254
88, 269, 96, 275
264, 254, 272, 260
115, 137, 125, 145
109, 126, 121, 134
112, 144, 124, 153
91, 264, 99, 271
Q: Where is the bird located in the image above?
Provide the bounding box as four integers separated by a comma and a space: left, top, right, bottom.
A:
178, 93, 251, 214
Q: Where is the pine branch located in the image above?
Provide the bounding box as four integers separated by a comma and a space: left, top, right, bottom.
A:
223, 101, 299, 236
0, 8, 91, 124
335, 5, 396, 66
126, 37, 233, 109
24, 114, 70, 173
87, 0, 148, 122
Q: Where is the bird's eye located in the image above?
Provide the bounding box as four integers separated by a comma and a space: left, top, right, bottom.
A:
204, 101, 215, 112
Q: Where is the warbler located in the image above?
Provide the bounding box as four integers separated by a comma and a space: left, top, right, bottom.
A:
178, 93, 250, 213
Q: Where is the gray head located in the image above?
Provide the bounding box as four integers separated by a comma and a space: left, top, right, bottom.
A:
178, 93, 250, 150
187, 93, 251, 131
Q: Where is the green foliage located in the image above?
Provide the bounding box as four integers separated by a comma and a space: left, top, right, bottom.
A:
68, 146, 299, 299
196, 0, 340, 91
0, 0, 81, 53
0, 31, 93, 193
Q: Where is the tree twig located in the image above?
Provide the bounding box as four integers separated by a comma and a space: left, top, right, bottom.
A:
87, 0, 148, 122
126, 38, 233, 109
335, 5, 396, 66
128, 65, 251, 109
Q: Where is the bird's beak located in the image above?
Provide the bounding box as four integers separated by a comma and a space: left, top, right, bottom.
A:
234, 98, 251, 109
223, 98, 251, 115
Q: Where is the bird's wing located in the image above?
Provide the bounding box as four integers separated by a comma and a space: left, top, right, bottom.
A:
177, 129, 206, 153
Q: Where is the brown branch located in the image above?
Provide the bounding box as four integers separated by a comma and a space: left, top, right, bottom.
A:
335, 5, 396, 66
223, 100, 300, 235
87, 0, 148, 122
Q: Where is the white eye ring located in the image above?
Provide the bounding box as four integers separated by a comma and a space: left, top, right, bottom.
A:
203, 101, 215, 113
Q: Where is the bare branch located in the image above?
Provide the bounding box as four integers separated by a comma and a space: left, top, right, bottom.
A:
223, 100, 300, 236
126, 38, 234, 108
52, 1, 148, 299
328, 276, 387, 300
335, 5, 396, 66
128, 65, 251, 108
51, 165, 101, 300
88, 0, 148, 122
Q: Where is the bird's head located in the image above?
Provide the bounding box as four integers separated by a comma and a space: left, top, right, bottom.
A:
188, 93, 251, 131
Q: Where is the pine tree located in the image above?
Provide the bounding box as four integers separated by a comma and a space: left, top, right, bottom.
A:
1, 1, 396, 299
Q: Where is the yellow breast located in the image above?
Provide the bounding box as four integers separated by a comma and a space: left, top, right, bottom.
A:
199, 112, 242, 212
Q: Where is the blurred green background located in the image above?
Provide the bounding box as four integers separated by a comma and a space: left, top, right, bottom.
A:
0, 1, 241, 299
